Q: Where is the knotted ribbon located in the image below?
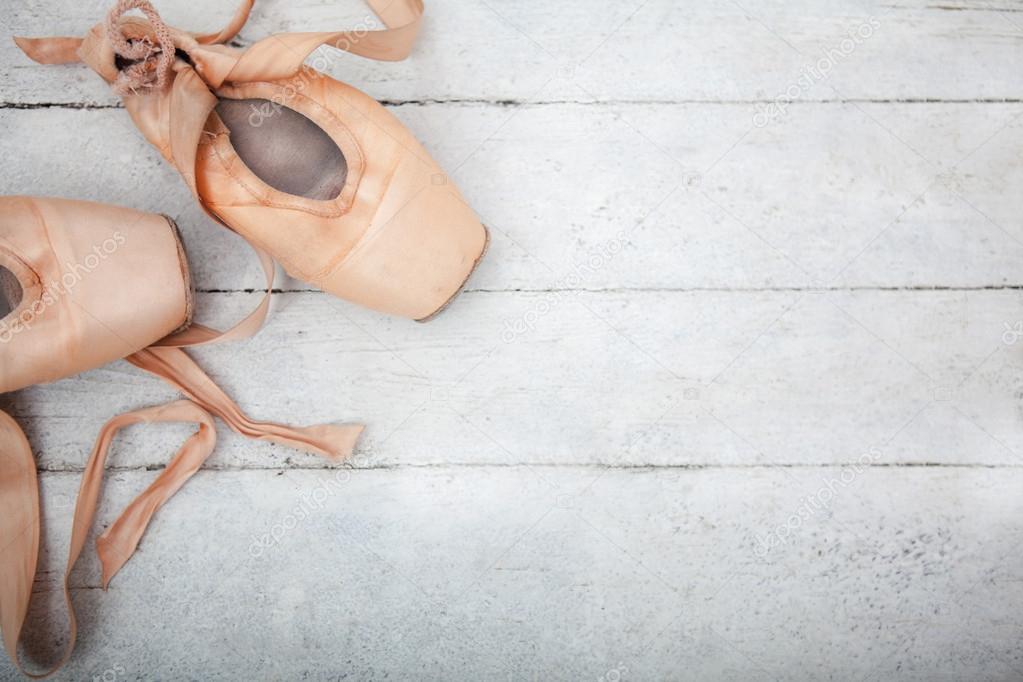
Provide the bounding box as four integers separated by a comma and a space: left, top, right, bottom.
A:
3, 0, 426, 677
104, 0, 177, 94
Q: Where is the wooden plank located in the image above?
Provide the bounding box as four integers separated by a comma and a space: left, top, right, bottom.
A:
0, 2, 1017, 678
6, 466, 1022, 680
2, 102, 1022, 291
3, 288, 1021, 469
3, 0, 1022, 105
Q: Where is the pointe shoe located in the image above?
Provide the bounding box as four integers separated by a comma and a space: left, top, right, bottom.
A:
0, 195, 192, 392
16, 0, 489, 321
0, 196, 361, 678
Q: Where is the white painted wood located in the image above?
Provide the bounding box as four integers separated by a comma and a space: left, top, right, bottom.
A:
1, 0, 1021, 678
2, 102, 1023, 291
3, 0, 1023, 105
3, 288, 1022, 470
5, 467, 1022, 681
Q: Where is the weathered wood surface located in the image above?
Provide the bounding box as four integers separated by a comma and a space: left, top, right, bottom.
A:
3, 288, 1023, 470
12, 467, 1023, 681
1, 0, 1022, 679
3, 0, 1023, 105
2, 102, 1023, 291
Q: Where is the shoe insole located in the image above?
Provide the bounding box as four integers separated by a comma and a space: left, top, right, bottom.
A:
0, 266, 21, 320
215, 98, 348, 201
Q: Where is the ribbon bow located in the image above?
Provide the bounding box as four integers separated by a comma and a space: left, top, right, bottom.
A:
14, 0, 424, 95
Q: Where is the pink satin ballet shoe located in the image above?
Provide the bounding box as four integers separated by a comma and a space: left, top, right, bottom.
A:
0, 195, 361, 678
16, 0, 489, 321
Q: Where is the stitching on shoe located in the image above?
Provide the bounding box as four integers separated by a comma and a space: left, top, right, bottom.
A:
208, 135, 345, 218
0, 199, 47, 327
206, 80, 366, 219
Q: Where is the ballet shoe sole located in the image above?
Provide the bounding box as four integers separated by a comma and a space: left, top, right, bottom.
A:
162, 214, 197, 335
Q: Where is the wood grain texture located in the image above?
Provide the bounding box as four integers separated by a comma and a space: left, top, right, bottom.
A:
7, 467, 1023, 680
2, 0, 1022, 105
2, 288, 1022, 470
0, 0, 1020, 678
2, 102, 1022, 291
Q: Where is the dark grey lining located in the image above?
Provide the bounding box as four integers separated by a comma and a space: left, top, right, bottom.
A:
0, 266, 22, 320
215, 98, 348, 201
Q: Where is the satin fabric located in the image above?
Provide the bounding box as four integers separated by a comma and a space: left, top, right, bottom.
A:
0, 196, 361, 678
3, 0, 484, 672
16, 0, 489, 322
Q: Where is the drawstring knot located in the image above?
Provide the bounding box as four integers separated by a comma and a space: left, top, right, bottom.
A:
105, 0, 176, 95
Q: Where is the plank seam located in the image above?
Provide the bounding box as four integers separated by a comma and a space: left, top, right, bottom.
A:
33, 462, 1023, 473
3, 98, 1023, 110
189, 285, 1023, 294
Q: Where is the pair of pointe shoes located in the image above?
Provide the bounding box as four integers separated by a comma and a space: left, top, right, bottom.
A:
1, 0, 486, 677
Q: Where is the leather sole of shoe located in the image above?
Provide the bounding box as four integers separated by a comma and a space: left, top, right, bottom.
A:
416, 224, 491, 323
162, 214, 197, 335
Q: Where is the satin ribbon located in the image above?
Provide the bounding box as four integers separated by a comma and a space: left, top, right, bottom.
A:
16, 0, 424, 348
1, 402, 216, 679
14, 0, 424, 72
0, 356, 364, 678
3, 0, 425, 676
